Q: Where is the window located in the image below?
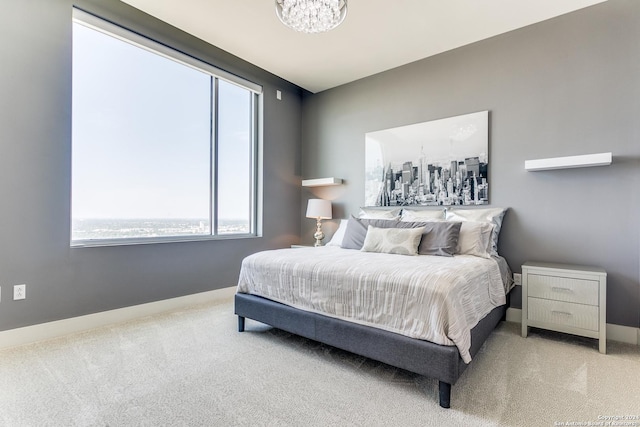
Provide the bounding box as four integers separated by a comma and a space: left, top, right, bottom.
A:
71, 9, 261, 246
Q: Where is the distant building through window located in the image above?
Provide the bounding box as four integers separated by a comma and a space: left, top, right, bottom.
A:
71, 9, 261, 246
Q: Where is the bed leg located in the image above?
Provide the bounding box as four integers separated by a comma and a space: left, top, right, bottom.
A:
238, 316, 245, 332
438, 381, 451, 409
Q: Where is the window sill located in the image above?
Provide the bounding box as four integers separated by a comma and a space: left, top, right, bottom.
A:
71, 233, 260, 248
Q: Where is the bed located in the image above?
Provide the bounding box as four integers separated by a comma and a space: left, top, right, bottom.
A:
235, 209, 511, 408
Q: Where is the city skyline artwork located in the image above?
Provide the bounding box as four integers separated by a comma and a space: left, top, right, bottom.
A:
365, 110, 489, 207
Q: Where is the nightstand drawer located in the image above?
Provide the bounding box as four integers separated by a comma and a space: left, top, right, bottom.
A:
528, 298, 599, 332
527, 274, 599, 306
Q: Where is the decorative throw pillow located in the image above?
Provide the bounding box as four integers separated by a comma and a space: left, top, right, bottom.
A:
361, 226, 425, 256
341, 216, 401, 250
358, 207, 401, 220
445, 207, 507, 256
456, 221, 493, 258
400, 208, 446, 222
395, 221, 462, 256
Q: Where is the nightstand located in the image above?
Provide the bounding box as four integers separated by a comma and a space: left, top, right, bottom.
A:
521, 262, 607, 354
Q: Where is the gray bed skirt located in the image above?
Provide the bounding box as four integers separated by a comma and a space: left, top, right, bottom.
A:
235, 292, 506, 408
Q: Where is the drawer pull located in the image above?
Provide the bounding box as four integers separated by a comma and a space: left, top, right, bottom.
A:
551, 287, 574, 293
551, 310, 573, 317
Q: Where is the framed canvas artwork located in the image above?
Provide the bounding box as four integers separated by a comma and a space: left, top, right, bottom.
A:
365, 111, 489, 207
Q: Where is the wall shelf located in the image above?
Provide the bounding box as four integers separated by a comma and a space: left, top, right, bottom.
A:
302, 177, 343, 187
525, 152, 612, 171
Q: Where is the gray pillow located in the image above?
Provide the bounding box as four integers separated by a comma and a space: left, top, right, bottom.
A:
395, 221, 462, 257
341, 216, 461, 256
340, 216, 401, 250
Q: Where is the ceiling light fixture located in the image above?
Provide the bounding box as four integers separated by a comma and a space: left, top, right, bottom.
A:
275, 0, 347, 34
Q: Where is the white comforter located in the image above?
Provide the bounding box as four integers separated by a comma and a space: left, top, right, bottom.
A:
237, 247, 506, 363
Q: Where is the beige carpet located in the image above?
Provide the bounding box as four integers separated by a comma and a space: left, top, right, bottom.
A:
0, 299, 639, 426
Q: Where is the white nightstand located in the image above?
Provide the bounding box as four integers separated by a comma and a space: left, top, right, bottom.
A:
521, 262, 607, 354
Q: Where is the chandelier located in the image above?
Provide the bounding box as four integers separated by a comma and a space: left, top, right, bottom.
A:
275, 0, 348, 34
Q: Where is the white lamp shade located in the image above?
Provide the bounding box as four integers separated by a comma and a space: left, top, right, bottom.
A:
306, 199, 332, 219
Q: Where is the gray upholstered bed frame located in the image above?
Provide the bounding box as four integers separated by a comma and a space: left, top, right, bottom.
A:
235, 293, 506, 408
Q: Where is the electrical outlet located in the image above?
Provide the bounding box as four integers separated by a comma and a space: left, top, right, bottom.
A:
513, 273, 522, 286
14, 284, 26, 300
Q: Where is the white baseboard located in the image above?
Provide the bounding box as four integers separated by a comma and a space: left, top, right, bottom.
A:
506, 307, 523, 323
0, 286, 236, 351
3, 297, 637, 350
505, 307, 640, 346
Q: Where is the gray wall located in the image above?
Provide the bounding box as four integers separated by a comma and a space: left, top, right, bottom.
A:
0, 0, 302, 331
301, 0, 640, 327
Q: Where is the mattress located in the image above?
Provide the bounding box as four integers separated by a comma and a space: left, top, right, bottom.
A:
237, 247, 507, 363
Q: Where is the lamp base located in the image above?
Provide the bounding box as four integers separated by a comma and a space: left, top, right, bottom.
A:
313, 219, 325, 247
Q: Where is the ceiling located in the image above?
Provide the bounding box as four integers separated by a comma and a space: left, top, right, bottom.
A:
121, 0, 607, 93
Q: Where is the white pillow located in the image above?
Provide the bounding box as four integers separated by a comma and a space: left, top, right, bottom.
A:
361, 225, 424, 256
400, 208, 445, 222
456, 221, 493, 259
358, 207, 401, 220
445, 207, 506, 256
326, 219, 349, 247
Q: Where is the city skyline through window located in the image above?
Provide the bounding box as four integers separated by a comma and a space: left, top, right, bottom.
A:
71, 12, 259, 244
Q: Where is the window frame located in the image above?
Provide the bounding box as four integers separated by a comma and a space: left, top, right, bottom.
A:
71, 8, 263, 248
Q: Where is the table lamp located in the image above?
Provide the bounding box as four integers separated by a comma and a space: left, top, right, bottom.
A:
305, 199, 332, 247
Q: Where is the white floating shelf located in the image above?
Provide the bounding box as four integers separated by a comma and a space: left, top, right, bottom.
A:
302, 177, 343, 187
525, 152, 612, 171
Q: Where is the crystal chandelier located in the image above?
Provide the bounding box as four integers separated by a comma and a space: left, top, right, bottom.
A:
275, 0, 348, 34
